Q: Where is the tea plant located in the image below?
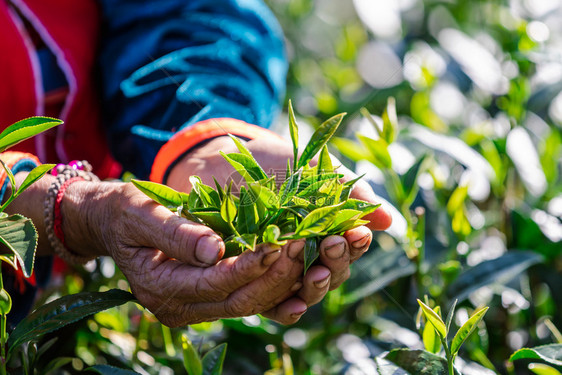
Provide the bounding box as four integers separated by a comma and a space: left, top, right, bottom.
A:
133, 100, 379, 272
0, 118, 135, 374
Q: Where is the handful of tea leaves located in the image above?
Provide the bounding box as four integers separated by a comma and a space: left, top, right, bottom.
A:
132, 102, 379, 272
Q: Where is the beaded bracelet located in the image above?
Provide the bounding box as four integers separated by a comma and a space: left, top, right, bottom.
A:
44, 160, 99, 265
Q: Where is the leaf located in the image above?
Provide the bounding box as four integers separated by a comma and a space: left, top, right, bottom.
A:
15, 164, 55, 198
87, 365, 141, 374
381, 96, 398, 144
510, 344, 562, 367
417, 299, 447, 339
445, 299, 458, 334
297, 113, 345, 169
401, 154, 428, 205
343, 246, 415, 304
528, 363, 562, 375
288, 99, 299, 170
222, 152, 267, 181
303, 238, 319, 274
190, 210, 234, 236
201, 343, 227, 375
236, 187, 259, 234
263, 225, 287, 246
357, 134, 392, 169
132, 179, 182, 208
43, 357, 74, 374
228, 134, 252, 158
332, 137, 371, 163
0, 117, 62, 153
231, 234, 258, 251
279, 169, 302, 205
8, 289, 135, 353
385, 348, 460, 374
0, 214, 37, 278
189, 176, 220, 208
220, 194, 237, 223
423, 316, 442, 354
182, 334, 202, 375
451, 306, 489, 355
249, 183, 279, 211
339, 199, 380, 216
294, 204, 340, 237
447, 185, 469, 215
326, 209, 362, 231
316, 145, 333, 175
447, 251, 543, 303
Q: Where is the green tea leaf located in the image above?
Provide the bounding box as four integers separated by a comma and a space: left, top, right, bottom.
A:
385, 348, 460, 374
228, 133, 252, 157
528, 363, 562, 375
231, 234, 258, 251
249, 182, 279, 211
317, 145, 333, 175
236, 187, 259, 234
326, 209, 362, 232
339, 199, 380, 216
303, 237, 319, 274
190, 210, 234, 236
357, 134, 392, 169
451, 306, 488, 355
423, 315, 442, 354
220, 194, 237, 223
445, 299, 458, 334
447, 251, 543, 303
0, 214, 37, 278
201, 343, 227, 375
510, 344, 562, 366
381, 96, 398, 144
288, 99, 299, 170
132, 179, 183, 208
182, 334, 202, 375
297, 113, 345, 169
329, 218, 369, 233
417, 299, 447, 339
294, 204, 340, 237
8, 289, 135, 353
401, 154, 428, 205
190, 176, 217, 208
223, 152, 267, 181
279, 169, 302, 205
447, 185, 469, 215
332, 137, 371, 163
15, 164, 55, 198
263, 224, 287, 246
0, 117, 62, 153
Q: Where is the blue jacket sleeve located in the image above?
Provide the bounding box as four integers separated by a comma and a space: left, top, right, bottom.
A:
97, 0, 288, 179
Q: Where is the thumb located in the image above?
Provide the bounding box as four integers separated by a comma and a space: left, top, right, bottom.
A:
348, 178, 393, 231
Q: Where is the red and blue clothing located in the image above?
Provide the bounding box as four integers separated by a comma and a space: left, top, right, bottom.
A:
0, 0, 287, 324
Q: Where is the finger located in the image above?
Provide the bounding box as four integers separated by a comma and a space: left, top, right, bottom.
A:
261, 297, 308, 325
297, 265, 331, 307
343, 226, 372, 263
123, 186, 226, 267
189, 239, 306, 319
318, 235, 351, 290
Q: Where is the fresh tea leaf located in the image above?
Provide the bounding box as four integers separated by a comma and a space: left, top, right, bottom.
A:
223, 152, 267, 181
0, 117, 62, 153
451, 306, 488, 355
228, 134, 252, 157
294, 204, 340, 237
528, 363, 562, 375
288, 99, 299, 170
190, 210, 234, 236
332, 137, 371, 163
201, 343, 227, 375
297, 113, 345, 169
317, 145, 333, 175
132, 179, 183, 208
303, 237, 319, 274
357, 134, 392, 169
0, 214, 37, 278
385, 348, 460, 375
249, 182, 279, 211
220, 194, 237, 223
381, 96, 398, 144
15, 164, 55, 198
423, 316, 442, 354
262, 225, 286, 246
510, 344, 562, 367
182, 334, 202, 375
417, 299, 447, 339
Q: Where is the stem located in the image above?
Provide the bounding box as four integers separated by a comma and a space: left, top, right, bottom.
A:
441, 338, 455, 375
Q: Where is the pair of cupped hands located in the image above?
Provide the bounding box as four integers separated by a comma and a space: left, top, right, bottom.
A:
19, 136, 391, 327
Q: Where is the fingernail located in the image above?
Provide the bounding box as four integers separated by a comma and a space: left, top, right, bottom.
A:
262, 250, 281, 266
290, 282, 303, 292
195, 235, 222, 265
290, 308, 307, 320
313, 275, 330, 289
288, 240, 304, 259
325, 242, 345, 259
351, 234, 371, 249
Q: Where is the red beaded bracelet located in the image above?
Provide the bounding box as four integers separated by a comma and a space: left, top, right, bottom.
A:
43, 160, 99, 265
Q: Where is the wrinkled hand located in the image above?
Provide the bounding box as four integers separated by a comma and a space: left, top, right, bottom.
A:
76, 182, 332, 326
167, 135, 392, 323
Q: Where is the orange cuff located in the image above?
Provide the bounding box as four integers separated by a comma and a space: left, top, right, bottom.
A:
0, 151, 41, 188
150, 118, 282, 183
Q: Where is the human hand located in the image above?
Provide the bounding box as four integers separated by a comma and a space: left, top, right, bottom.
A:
166, 135, 392, 322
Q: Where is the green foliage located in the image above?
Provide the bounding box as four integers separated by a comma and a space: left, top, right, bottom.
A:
134, 108, 378, 268
510, 344, 562, 367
